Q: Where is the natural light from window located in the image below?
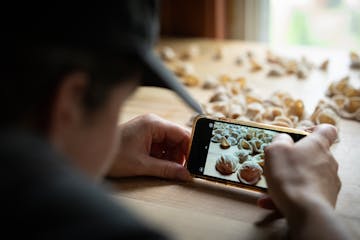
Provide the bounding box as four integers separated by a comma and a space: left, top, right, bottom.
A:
269, 0, 360, 50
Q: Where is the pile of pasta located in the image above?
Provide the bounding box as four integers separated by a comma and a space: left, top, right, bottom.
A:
201, 78, 339, 129
319, 76, 360, 122
157, 45, 329, 87
158, 44, 360, 126
159, 45, 360, 88
264, 50, 319, 79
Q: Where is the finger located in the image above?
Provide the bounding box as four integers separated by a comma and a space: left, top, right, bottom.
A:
142, 155, 192, 181
312, 124, 338, 147
150, 117, 191, 162
298, 124, 338, 150
257, 195, 277, 210
255, 211, 283, 227
264, 134, 294, 163
150, 142, 187, 165
272, 133, 295, 145
264, 134, 294, 173
150, 116, 191, 146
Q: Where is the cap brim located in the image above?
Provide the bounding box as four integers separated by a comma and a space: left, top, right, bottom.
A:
139, 50, 203, 114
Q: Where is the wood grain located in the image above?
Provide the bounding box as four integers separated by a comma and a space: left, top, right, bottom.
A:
112, 39, 360, 239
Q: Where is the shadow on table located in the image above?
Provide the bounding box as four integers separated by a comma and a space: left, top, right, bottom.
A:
183, 178, 263, 205
106, 176, 180, 193
108, 176, 262, 205
108, 176, 289, 239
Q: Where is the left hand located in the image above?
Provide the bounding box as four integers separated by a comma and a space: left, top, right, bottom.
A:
107, 114, 192, 181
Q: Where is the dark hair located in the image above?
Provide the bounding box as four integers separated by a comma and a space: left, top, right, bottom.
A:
1, 46, 141, 134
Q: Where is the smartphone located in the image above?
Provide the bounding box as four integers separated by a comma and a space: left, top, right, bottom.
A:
186, 115, 309, 193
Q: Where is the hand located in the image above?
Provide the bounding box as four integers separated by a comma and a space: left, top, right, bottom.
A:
258, 124, 341, 225
107, 114, 192, 181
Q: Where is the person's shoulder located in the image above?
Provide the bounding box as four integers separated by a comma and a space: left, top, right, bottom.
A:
0, 129, 168, 239
0, 129, 65, 178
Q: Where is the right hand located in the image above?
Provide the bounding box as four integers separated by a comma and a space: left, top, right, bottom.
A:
258, 124, 340, 225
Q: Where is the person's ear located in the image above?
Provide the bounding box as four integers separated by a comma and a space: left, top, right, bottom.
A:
49, 72, 88, 145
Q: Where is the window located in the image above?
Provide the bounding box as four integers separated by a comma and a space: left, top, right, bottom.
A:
269, 0, 360, 50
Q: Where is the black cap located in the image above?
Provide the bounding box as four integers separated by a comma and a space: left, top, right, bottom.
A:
4, 1, 203, 114
116, 0, 203, 114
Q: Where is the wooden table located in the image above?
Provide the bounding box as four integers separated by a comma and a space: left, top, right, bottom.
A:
110, 39, 360, 239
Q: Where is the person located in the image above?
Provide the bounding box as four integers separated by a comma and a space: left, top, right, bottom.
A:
0, 1, 349, 239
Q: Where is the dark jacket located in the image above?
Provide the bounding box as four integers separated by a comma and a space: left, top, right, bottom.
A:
1, 130, 166, 239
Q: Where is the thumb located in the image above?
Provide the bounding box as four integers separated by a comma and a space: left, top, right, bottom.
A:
143, 156, 192, 181
312, 124, 338, 148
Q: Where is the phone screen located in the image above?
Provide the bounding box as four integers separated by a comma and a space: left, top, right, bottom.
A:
187, 117, 307, 192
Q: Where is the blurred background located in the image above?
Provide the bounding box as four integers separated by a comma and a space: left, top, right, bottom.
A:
160, 0, 360, 51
